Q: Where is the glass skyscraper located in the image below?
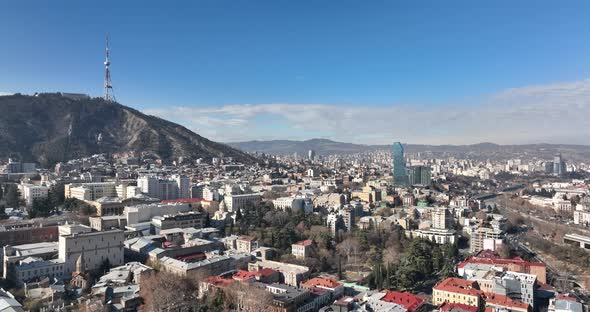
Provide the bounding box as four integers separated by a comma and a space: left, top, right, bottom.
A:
392, 142, 408, 186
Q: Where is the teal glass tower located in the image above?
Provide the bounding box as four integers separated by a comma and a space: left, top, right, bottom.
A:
392, 142, 408, 186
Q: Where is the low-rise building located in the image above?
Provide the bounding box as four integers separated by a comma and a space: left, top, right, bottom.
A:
19, 183, 49, 207
407, 228, 457, 245
224, 193, 261, 212
248, 260, 310, 287
237, 236, 259, 253
301, 277, 344, 300
432, 278, 483, 308
151, 211, 203, 234
457, 256, 547, 284
292, 240, 313, 259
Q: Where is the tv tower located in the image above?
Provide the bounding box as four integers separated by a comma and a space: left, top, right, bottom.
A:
103, 34, 115, 102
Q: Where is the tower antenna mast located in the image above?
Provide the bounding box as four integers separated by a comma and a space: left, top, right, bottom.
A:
104, 34, 115, 101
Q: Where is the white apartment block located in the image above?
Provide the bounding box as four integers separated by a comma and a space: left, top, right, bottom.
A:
223, 193, 261, 212
408, 228, 457, 245
65, 182, 118, 201
291, 240, 312, 259
470, 226, 504, 253
574, 209, 590, 226
432, 207, 454, 229
137, 175, 190, 200
124, 202, 193, 225
19, 183, 49, 206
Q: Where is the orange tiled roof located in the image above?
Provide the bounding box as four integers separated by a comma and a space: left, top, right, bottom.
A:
301, 277, 342, 289
232, 270, 258, 280
294, 239, 313, 246
205, 276, 234, 286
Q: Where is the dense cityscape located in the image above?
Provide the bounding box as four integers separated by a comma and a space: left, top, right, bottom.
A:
0, 140, 589, 311
2, 1, 590, 312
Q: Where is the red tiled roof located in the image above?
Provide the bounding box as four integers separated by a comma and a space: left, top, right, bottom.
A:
257, 268, 278, 277
205, 276, 234, 287
439, 302, 479, 312
433, 278, 481, 297
482, 292, 529, 310
294, 239, 313, 246
301, 277, 342, 289
381, 291, 425, 312
232, 270, 257, 281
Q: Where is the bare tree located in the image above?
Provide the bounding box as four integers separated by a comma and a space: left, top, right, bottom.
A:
224, 282, 274, 311
139, 272, 198, 312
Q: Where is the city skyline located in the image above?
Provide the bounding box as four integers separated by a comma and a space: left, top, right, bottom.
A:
2, 1, 590, 145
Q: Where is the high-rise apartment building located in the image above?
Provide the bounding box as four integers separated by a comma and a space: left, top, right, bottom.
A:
553, 153, 566, 176
392, 142, 408, 186
409, 165, 432, 186
432, 207, 453, 229
137, 175, 190, 200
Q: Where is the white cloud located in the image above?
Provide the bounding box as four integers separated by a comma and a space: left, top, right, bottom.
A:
144, 79, 590, 145
0, 92, 13, 96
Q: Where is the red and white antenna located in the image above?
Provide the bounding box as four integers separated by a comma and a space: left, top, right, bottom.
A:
104, 34, 115, 102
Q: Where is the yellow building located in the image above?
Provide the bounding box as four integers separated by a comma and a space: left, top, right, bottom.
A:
432, 278, 483, 309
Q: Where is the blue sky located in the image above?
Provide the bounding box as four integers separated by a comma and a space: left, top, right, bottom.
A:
1, 1, 590, 144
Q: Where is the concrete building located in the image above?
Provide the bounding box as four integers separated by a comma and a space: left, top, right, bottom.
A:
236, 236, 259, 253
327, 208, 355, 236
88, 215, 127, 231
65, 182, 118, 201
457, 256, 547, 284
58, 224, 124, 276
223, 193, 261, 212
151, 212, 203, 234
3, 242, 60, 282
124, 202, 193, 225
273, 197, 309, 212
461, 264, 536, 308
433, 278, 483, 308
432, 207, 454, 229
19, 183, 49, 207
292, 240, 313, 259
159, 251, 251, 279
409, 166, 432, 186
248, 260, 310, 286
137, 175, 190, 200
470, 227, 504, 254
408, 228, 457, 245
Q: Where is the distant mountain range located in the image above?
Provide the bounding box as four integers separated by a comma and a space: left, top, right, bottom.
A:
0, 93, 255, 166
228, 139, 590, 161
